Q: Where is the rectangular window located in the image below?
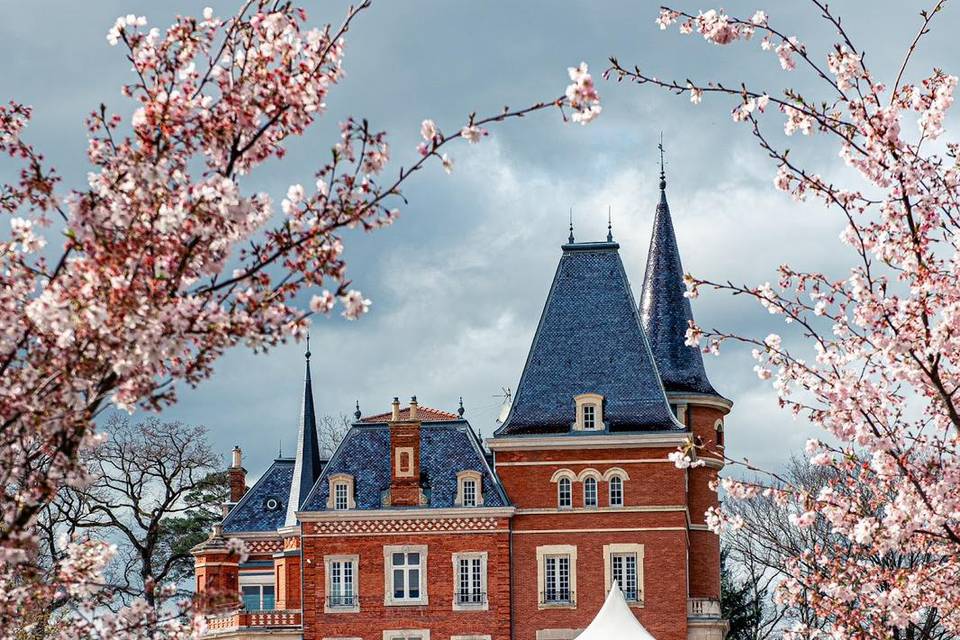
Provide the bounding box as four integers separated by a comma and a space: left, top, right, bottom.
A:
334, 482, 349, 510
611, 553, 638, 602
329, 559, 356, 607
241, 584, 275, 611
543, 555, 571, 603
583, 404, 596, 429
462, 479, 477, 507
391, 552, 422, 601
456, 557, 484, 605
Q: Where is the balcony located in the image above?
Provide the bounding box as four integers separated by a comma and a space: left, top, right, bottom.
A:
455, 591, 487, 607
539, 590, 575, 607
326, 594, 358, 608
688, 598, 722, 619
204, 610, 301, 635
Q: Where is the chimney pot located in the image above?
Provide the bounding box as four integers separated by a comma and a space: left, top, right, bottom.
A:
391, 397, 401, 421
409, 396, 418, 420
231, 446, 242, 469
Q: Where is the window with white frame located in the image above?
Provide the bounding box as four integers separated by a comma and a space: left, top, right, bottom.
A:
558, 477, 572, 508
536, 544, 577, 608
611, 553, 639, 601
573, 393, 605, 431
583, 476, 598, 508
603, 543, 644, 605
384, 545, 427, 605
334, 482, 349, 510
543, 555, 571, 603
609, 475, 623, 507
453, 552, 487, 609
456, 471, 483, 507
326, 474, 355, 510
239, 574, 275, 611
324, 555, 359, 611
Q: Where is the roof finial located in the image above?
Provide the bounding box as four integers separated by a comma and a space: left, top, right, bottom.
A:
607, 205, 613, 242
658, 132, 667, 191
305, 333, 311, 360
278, 439, 283, 457
458, 396, 465, 418
568, 207, 575, 244
354, 400, 361, 421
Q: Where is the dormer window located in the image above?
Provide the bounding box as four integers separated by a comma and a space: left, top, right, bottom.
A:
456, 470, 484, 507
583, 405, 596, 429
326, 474, 356, 510
573, 393, 605, 431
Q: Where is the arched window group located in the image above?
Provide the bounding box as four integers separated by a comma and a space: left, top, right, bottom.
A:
550, 468, 629, 509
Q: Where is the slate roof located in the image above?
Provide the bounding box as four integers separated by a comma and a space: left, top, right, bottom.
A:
301, 419, 509, 511
284, 352, 324, 526
639, 186, 721, 397
223, 458, 297, 533
494, 241, 681, 436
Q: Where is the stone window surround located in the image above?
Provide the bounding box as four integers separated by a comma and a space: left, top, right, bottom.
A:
455, 470, 484, 507
323, 554, 360, 613
451, 551, 489, 611
572, 393, 605, 431
535, 631, 583, 640
603, 467, 629, 508
383, 631, 431, 640
383, 544, 428, 606
326, 473, 356, 510
451, 636, 492, 640
395, 447, 415, 478
550, 469, 576, 510
602, 543, 645, 607
536, 544, 577, 610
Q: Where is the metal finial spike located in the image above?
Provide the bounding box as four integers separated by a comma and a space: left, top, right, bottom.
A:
305, 333, 311, 360
607, 205, 613, 242
568, 207, 575, 244
658, 132, 667, 191
458, 396, 465, 418
354, 400, 361, 421
279, 439, 283, 457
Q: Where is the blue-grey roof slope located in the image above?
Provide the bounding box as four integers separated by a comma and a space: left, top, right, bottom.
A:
639, 185, 720, 396
301, 419, 509, 511
494, 241, 680, 436
222, 458, 295, 533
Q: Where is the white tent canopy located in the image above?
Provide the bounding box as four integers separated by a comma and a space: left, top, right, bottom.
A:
576, 582, 657, 640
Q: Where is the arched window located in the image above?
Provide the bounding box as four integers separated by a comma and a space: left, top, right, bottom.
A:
583, 477, 598, 508
326, 473, 355, 510
715, 419, 725, 447
456, 470, 484, 507
609, 476, 623, 507
558, 477, 572, 508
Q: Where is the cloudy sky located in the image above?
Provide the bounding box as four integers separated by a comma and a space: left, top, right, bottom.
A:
2, 1, 955, 481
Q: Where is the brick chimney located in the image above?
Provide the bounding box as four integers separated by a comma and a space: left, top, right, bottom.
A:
389, 396, 422, 507
228, 446, 247, 502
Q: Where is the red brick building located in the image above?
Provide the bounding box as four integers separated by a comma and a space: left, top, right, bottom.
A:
193, 176, 730, 640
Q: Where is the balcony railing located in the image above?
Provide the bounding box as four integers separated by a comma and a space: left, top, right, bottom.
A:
540, 590, 574, 605
326, 594, 358, 608
204, 610, 302, 633
455, 591, 487, 605
688, 598, 722, 618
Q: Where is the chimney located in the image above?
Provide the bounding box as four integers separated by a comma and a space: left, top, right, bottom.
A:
228, 446, 247, 502
391, 396, 401, 421
388, 396, 422, 507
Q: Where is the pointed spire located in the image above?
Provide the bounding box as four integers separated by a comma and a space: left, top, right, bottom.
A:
640, 148, 719, 397
284, 338, 324, 527
606, 205, 614, 242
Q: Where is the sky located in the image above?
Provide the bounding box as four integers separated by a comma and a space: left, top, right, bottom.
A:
1, 1, 956, 482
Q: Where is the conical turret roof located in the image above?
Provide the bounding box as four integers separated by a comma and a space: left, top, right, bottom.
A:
284, 344, 324, 526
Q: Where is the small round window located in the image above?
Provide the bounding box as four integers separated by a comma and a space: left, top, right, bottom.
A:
264, 497, 281, 511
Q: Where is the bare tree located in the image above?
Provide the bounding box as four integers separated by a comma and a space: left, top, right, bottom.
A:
725, 459, 952, 640
317, 413, 352, 458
